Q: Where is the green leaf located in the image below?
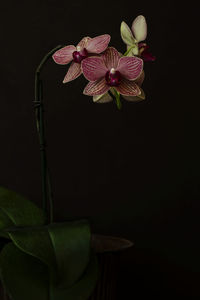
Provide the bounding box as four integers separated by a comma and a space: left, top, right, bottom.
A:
48, 220, 91, 288
5, 220, 92, 288
0, 240, 98, 300
0, 187, 46, 238
6, 225, 58, 280
51, 251, 99, 300
0, 210, 12, 238
0, 242, 49, 300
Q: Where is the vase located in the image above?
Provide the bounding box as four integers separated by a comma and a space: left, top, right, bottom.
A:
89, 234, 133, 300
0, 234, 133, 300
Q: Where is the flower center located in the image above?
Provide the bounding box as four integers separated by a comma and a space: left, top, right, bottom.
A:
105, 68, 121, 86
73, 47, 88, 63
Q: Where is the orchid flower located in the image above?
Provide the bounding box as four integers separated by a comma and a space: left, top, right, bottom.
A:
82, 47, 143, 108
120, 15, 155, 61
92, 70, 145, 104
52, 34, 110, 83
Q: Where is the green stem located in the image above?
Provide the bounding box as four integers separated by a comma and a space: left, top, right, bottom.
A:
47, 166, 54, 223
108, 89, 122, 110
123, 44, 137, 56
113, 89, 122, 110
34, 45, 63, 224
39, 79, 48, 215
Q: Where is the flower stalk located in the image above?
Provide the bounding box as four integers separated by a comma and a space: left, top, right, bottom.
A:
34, 45, 63, 224
123, 45, 136, 56
113, 89, 122, 110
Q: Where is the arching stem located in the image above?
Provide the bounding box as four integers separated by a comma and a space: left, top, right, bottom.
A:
34, 45, 63, 223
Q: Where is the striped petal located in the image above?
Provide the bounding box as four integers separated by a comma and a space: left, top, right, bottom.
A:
77, 36, 91, 49
93, 92, 113, 103
120, 21, 136, 46
86, 34, 111, 54
122, 87, 145, 102
102, 47, 120, 70
115, 78, 141, 96
131, 15, 147, 42
135, 71, 145, 87
81, 57, 107, 81
83, 78, 110, 96
52, 45, 76, 65
63, 62, 82, 83
117, 56, 143, 80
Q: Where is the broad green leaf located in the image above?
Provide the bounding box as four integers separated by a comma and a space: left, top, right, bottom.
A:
5, 220, 92, 288
0, 243, 98, 300
0, 210, 12, 238
0, 242, 49, 300
48, 220, 91, 288
6, 225, 58, 280
51, 251, 99, 300
0, 187, 46, 238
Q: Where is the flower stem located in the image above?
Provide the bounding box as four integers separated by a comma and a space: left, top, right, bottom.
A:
34, 45, 63, 224
108, 89, 122, 110
113, 89, 122, 110
123, 44, 137, 56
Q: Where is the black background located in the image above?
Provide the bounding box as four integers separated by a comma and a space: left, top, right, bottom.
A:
1, 0, 199, 298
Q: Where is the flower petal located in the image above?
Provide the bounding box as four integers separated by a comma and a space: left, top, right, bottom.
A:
120, 21, 136, 46
86, 34, 111, 54
102, 47, 121, 70
131, 15, 147, 42
122, 87, 145, 102
117, 56, 143, 80
142, 51, 156, 61
81, 57, 107, 81
83, 78, 110, 96
52, 45, 76, 65
115, 78, 141, 96
77, 36, 91, 49
63, 62, 82, 83
93, 92, 113, 103
135, 70, 145, 87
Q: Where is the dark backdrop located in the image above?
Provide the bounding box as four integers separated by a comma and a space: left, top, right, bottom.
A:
1, 0, 199, 298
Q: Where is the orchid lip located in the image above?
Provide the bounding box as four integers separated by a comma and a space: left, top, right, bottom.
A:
105, 69, 121, 87
138, 43, 155, 61
72, 48, 88, 63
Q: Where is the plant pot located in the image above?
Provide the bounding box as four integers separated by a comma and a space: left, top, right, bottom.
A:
0, 235, 133, 300
89, 234, 134, 300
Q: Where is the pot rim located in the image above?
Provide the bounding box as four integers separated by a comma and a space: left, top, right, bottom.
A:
91, 234, 134, 254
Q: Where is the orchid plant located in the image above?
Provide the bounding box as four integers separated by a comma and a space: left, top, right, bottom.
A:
0, 15, 154, 300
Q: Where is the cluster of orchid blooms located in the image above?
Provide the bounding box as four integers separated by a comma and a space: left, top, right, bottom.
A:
52, 15, 155, 109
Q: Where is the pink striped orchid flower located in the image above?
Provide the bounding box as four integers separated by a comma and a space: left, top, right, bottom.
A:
91, 70, 145, 104
121, 15, 155, 61
52, 34, 110, 83
82, 47, 143, 102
